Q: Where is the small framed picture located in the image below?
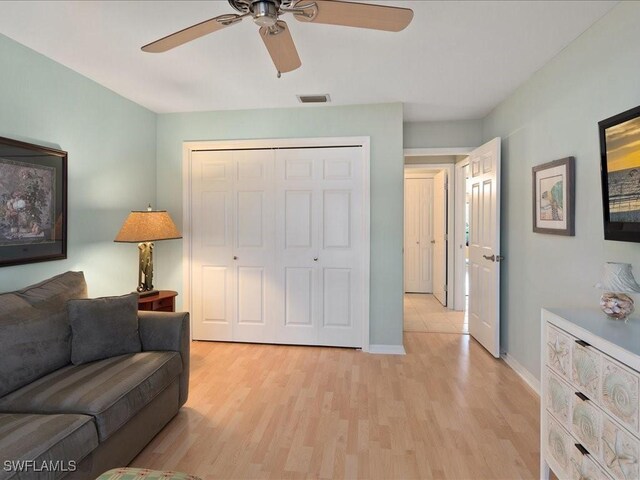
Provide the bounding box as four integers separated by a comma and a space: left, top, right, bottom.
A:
532, 157, 575, 236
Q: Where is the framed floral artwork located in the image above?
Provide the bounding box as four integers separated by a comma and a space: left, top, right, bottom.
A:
0, 136, 67, 266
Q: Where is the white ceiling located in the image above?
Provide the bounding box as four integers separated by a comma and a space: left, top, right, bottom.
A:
0, 0, 617, 121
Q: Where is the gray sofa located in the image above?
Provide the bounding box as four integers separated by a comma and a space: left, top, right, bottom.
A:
0, 272, 190, 480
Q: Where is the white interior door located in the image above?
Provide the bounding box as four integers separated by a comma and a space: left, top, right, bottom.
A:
468, 137, 501, 358
404, 178, 433, 293
274, 147, 364, 348
190, 149, 275, 342
432, 170, 447, 306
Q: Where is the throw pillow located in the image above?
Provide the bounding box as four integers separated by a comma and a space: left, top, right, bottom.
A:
68, 293, 141, 365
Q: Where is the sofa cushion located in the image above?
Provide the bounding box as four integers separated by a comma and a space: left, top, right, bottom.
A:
0, 352, 182, 442
0, 413, 98, 480
0, 303, 69, 400
15, 271, 87, 311
68, 293, 141, 365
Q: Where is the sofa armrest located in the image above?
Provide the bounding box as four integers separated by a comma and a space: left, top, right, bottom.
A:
138, 311, 190, 407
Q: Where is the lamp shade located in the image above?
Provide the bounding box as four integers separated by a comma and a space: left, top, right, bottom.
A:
596, 262, 640, 293
114, 210, 182, 243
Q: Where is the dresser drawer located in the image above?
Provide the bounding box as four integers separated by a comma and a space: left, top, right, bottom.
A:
547, 367, 573, 428
547, 325, 572, 380
547, 413, 573, 477
572, 393, 603, 458
601, 356, 640, 434
601, 415, 639, 480
572, 341, 602, 401
570, 445, 611, 480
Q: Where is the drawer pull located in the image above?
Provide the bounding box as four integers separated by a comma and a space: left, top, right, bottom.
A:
575, 443, 589, 456
575, 391, 589, 402
575, 339, 591, 348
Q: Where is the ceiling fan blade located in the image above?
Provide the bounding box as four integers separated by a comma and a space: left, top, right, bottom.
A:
142, 14, 243, 53
293, 0, 413, 32
259, 21, 302, 74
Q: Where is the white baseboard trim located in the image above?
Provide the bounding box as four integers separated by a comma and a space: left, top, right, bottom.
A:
501, 352, 540, 396
368, 344, 406, 355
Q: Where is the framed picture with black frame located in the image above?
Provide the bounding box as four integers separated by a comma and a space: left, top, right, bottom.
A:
599, 104, 640, 243
0, 136, 67, 267
532, 157, 575, 236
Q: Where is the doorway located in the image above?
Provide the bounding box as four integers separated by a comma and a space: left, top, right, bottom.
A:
402, 159, 466, 334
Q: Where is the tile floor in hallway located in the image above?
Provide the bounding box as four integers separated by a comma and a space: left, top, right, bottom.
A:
403, 293, 468, 334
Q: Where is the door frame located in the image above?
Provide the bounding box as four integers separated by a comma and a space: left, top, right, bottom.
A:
404, 147, 473, 310
403, 161, 455, 308
183, 136, 371, 351
454, 159, 470, 311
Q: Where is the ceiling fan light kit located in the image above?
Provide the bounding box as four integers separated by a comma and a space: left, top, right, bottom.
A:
142, 0, 413, 76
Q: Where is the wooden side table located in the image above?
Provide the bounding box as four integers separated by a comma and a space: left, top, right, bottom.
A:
137, 290, 178, 312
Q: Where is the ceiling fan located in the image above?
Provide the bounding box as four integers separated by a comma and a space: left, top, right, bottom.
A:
141, 0, 413, 77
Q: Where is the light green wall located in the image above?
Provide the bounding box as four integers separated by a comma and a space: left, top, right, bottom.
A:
404, 120, 482, 149
482, 2, 640, 379
0, 34, 157, 295
156, 103, 405, 346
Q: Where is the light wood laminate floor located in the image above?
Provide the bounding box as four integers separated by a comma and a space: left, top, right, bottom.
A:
132, 333, 539, 479
404, 294, 468, 334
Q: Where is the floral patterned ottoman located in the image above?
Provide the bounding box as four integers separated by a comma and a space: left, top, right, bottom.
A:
96, 468, 202, 480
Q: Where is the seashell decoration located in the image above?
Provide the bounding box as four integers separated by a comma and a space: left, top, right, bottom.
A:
597, 263, 640, 321
602, 366, 638, 424
549, 376, 569, 421
573, 403, 600, 454
601, 293, 635, 321
573, 347, 599, 397
548, 427, 568, 468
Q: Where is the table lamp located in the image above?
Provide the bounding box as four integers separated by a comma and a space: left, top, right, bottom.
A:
596, 262, 640, 321
114, 205, 182, 297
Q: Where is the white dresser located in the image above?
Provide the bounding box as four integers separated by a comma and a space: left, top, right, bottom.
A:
541, 308, 640, 480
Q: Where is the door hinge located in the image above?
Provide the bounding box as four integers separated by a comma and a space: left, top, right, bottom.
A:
444, 285, 448, 292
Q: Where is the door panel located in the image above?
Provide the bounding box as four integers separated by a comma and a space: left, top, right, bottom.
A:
323, 190, 351, 248
285, 268, 314, 326
237, 267, 264, 324
433, 171, 447, 305
468, 137, 501, 358
404, 178, 433, 293
323, 268, 351, 327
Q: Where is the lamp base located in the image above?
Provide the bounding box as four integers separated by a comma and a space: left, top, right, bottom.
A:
138, 289, 159, 298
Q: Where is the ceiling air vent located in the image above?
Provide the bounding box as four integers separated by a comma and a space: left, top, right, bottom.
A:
297, 94, 331, 104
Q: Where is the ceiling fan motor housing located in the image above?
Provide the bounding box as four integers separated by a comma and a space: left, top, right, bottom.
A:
252, 1, 280, 27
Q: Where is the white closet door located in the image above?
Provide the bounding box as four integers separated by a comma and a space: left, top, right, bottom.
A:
191, 149, 275, 342
191, 145, 366, 348
404, 178, 433, 293
232, 149, 276, 343
274, 147, 364, 348
191, 150, 236, 341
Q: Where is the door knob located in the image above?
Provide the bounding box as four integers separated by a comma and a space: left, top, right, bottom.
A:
233, 256, 238, 260
483, 254, 495, 262
431, 240, 436, 244
416, 241, 420, 245
313, 257, 318, 261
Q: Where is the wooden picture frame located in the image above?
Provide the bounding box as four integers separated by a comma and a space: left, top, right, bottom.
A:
532, 157, 575, 236
0, 136, 67, 266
